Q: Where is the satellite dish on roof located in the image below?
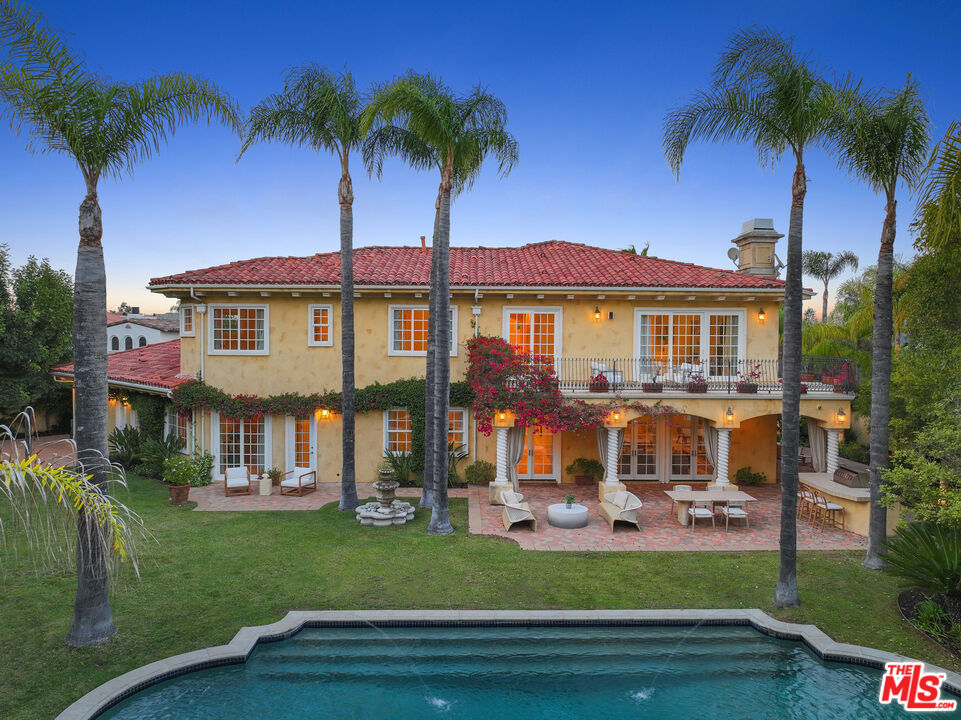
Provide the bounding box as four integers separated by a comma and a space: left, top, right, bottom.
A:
726, 247, 740, 268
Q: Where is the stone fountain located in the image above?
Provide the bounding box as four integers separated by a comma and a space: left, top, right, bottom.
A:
355, 473, 415, 526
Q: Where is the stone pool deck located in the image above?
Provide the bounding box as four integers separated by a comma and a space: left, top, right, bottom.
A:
190, 481, 866, 552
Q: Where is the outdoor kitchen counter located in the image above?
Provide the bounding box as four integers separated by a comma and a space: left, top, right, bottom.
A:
798, 472, 900, 537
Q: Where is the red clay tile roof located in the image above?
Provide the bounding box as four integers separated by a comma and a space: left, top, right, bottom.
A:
149, 241, 786, 291
106, 311, 127, 324
51, 340, 188, 392
107, 316, 179, 333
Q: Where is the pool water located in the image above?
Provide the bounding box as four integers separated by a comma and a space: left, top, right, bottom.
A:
99, 625, 950, 719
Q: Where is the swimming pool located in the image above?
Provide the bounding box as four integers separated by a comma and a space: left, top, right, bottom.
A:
96, 623, 946, 719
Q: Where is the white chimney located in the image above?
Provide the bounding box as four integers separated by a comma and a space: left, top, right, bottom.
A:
730, 219, 783, 277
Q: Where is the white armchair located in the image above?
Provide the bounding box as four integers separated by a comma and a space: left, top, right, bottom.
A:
280, 467, 317, 496
223, 466, 251, 497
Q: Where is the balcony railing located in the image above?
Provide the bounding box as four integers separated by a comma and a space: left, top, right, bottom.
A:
554, 356, 859, 394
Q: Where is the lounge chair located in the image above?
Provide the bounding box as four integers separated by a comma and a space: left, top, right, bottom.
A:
280, 467, 317, 496
688, 498, 715, 529
501, 490, 537, 532
598, 490, 642, 532
224, 466, 251, 497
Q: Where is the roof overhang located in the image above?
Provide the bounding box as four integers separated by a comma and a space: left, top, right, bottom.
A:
52, 372, 174, 397
151, 283, 795, 296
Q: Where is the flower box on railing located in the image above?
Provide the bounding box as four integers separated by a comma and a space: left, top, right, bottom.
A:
833, 381, 855, 394
821, 375, 838, 385
800, 373, 816, 382
686, 381, 708, 393
735, 382, 758, 394
588, 373, 610, 393
641, 382, 663, 393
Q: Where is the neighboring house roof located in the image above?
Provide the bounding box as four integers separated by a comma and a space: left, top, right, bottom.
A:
51, 339, 189, 393
106, 311, 127, 324
107, 316, 180, 333
149, 241, 788, 291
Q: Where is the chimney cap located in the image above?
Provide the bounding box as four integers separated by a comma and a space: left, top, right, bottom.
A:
732, 218, 783, 244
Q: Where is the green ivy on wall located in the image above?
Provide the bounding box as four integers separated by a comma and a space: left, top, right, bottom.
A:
170, 377, 472, 473
107, 388, 168, 442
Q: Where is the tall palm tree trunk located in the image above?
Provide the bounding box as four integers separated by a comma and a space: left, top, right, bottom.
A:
420, 207, 441, 509
864, 197, 896, 569
428, 182, 453, 535
821, 282, 829, 323
338, 172, 359, 511
775, 162, 805, 608
65, 190, 116, 647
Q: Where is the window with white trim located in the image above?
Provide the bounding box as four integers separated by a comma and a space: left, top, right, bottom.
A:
308, 304, 333, 347
219, 416, 265, 474
388, 305, 457, 356
209, 305, 269, 355
165, 407, 193, 453
502, 307, 563, 363
180, 306, 195, 337
382, 408, 469, 455
634, 309, 745, 378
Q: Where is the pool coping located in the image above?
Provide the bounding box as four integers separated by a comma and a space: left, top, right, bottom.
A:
55, 608, 961, 719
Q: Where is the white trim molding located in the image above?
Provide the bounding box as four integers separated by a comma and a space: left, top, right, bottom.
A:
307, 304, 334, 347
179, 305, 195, 337
387, 304, 458, 357
207, 304, 270, 356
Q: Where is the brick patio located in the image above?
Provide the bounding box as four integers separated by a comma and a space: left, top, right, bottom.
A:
189, 478, 865, 552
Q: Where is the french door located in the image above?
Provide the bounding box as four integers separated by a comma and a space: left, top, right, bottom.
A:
515, 427, 558, 481
285, 415, 317, 473
618, 415, 714, 482
503, 307, 562, 363
633, 309, 745, 379
619, 416, 658, 480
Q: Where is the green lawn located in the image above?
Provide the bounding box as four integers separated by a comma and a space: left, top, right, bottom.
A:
1, 474, 956, 719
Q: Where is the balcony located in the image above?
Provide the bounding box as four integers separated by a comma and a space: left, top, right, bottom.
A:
554, 356, 859, 395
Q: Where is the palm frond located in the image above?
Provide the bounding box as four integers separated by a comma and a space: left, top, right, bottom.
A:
915, 121, 961, 249
0, 0, 84, 81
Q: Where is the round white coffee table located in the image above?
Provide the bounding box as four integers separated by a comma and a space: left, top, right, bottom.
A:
547, 503, 589, 529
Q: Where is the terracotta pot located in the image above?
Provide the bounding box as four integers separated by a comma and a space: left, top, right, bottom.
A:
736, 383, 758, 394
574, 475, 594, 486
168, 483, 190, 505
641, 383, 663, 393
271, 476, 281, 487
686, 382, 708, 393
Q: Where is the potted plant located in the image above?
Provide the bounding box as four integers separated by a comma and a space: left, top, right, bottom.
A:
800, 372, 816, 382
588, 373, 610, 393
377, 462, 395, 481
565, 457, 604, 485
564, 492, 576, 509
641, 381, 663, 393
686, 372, 708, 393
267, 467, 283, 487
735, 363, 761, 393
163, 454, 196, 505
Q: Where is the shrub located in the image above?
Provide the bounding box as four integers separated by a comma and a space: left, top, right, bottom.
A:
839, 440, 869, 464
465, 460, 496, 485
882, 523, 961, 616
565, 458, 604, 480
383, 449, 413, 485
914, 598, 950, 642
108, 425, 144, 469
191, 452, 214, 486
162, 455, 195, 486
137, 433, 186, 479
734, 466, 767, 485
448, 441, 467, 486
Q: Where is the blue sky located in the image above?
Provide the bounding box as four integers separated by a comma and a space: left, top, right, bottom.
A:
3, 0, 959, 312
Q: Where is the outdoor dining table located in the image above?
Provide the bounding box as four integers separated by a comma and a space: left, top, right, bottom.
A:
663, 488, 758, 526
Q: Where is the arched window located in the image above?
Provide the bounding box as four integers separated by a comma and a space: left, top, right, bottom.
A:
110, 336, 119, 351
124, 336, 133, 350
138, 336, 147, 347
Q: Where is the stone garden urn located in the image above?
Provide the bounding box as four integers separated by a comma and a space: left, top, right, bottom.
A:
373, 478, 400, 509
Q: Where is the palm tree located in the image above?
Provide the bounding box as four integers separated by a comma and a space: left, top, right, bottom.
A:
239, 66, 368, 513
365, 72, 517, 535
801, 250, 859, 321
832, 77, 929, 569
1, 0, 77, 77
663, 27, 844, 607
0, 28, 238, 645
916, 120, 961, 250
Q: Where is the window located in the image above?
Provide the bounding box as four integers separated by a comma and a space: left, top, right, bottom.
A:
219, 416, 265, 474
308, 304, 333, 347
124, 336, 133, 350
110, 336, 119, 352
384, 409, 412, 454
388, 305, 457, 356
634, 309, 745, 378
209, 305, 269, 355
383, 408, 469, 455
138, 336, 147, 347
293, 417, 311, 466
180, 306, 195, 336
165, 408, 192, 453
670, 415, 713, 479
448, 408, 468, 454
502, 308, 562, 362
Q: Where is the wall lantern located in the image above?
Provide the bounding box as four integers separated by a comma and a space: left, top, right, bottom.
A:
593, 306, 602, 322
757, 308, 767, 322
725, 407, 734, 423
612, 411, 621, 422
498, 411, 506, 421
320, 408, 330, 419
836, 407, 847, 424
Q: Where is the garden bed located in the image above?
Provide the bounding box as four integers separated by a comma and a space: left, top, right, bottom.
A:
898, 588, 961, 661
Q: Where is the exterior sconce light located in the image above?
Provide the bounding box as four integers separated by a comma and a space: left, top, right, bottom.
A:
725, 407, 734, 423
757, 308, 767, 322
320, 408, 330, 419
612, 411, 621, 422
836, 407, 846, 424
593, 306, 602, 322
498, 411, 506, 422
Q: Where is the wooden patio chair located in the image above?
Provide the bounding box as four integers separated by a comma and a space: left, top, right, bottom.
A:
811, 489, 844, 532
688, 498, 715, 529
669, 484, 692, 516
223, 466, 251, 497
280, 468, 317, 496
797, 483, 816, 522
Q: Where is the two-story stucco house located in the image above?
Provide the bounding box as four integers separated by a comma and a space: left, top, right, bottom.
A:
54, 218, 855, 501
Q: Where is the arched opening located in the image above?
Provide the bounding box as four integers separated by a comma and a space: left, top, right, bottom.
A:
124, 336, 133, 350
110, 336, 119, 351
138, 336, 147, 347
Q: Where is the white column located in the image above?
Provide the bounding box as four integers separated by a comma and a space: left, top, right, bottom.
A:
493, 427, 509, 485
826, 429, 840, 474
716, 428, 731, 485
604, 427, 620, 485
